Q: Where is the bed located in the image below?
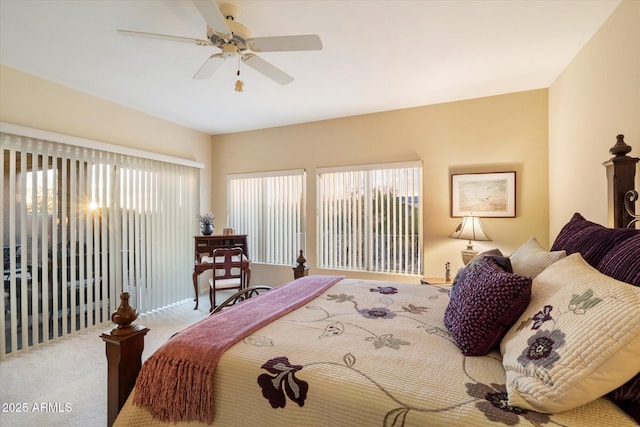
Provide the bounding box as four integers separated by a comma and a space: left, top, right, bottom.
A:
113, 138, 639, 427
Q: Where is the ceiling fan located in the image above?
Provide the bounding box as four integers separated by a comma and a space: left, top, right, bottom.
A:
118, 0, 322, 88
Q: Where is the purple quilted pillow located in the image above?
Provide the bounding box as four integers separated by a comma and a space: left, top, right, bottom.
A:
444, 258, 532, 356
597, 233, 640, 286
551, 213, 638, 267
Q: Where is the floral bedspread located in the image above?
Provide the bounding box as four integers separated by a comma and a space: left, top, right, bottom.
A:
115, 278, 635, 426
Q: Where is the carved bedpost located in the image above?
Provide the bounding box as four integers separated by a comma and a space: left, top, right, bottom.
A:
101, 293, 149, 427
603, 135, 638, 228
293, 250, 309, 279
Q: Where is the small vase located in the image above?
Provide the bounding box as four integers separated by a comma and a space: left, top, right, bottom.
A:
201, 223, 214, 235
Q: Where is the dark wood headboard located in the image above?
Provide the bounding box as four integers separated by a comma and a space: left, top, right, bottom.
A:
603, 135, 638, 228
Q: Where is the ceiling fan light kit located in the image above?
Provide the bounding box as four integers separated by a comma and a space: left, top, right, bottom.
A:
118, 0, 322, 90
221, 43, 238, 58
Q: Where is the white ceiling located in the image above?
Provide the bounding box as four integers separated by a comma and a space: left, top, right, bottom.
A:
0, 0, 621, 136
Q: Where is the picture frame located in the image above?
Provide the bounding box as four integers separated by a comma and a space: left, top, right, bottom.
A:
451, 171, 516, 217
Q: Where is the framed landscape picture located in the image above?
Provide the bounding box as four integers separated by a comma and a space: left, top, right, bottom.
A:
451, 171, 516, 217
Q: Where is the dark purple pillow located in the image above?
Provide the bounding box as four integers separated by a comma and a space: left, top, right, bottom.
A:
444, 258, 532, 356
551, 213, 638, 267
449, 249, 512, 300
597, 233, 640, 286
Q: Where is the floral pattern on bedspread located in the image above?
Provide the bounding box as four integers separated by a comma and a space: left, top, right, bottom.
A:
255, 352, 557, 427
466, 382, 550, 426
249, 282, 558, 427
114, 277, 637, 427
258, 357, 308, 409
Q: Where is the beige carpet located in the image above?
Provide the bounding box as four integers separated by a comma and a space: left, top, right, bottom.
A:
0, 294, 220, 427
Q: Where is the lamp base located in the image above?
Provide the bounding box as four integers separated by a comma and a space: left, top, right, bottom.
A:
461, 244, 478, 265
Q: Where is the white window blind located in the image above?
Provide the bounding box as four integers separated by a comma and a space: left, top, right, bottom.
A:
227, 170, 305, 265
1, 132, 198, 358
317, 161, 423, 275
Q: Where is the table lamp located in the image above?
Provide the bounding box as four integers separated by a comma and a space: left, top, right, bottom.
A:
449, 215, 491, 264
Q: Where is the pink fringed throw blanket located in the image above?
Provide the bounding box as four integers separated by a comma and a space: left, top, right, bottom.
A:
133, 275, 345, 424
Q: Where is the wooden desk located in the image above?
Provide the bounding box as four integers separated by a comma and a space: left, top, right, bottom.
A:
192, 235, 250, 310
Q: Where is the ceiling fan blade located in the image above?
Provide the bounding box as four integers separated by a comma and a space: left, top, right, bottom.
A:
192, 0, 231, 40
118, 29, 211, 46
247, 35, 322, 52
242, 54, 294, 85
193, 53, 225, 79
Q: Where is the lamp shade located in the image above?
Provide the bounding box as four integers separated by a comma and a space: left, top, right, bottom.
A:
449, 216, 491, 264
449, 216, 490, 242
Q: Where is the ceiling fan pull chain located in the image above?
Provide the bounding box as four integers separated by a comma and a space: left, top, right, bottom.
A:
235, 55, 244, 92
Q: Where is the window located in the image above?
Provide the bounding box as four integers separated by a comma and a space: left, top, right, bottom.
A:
25, 169, 55, 214
227, 170, 305, 265
317, 161, 422, 275
2, 131, 199, 358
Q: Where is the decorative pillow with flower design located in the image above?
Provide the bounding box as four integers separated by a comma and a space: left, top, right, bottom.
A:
509, 237, 566, 278
444, 257, 532, 356
500, 253, 640, 413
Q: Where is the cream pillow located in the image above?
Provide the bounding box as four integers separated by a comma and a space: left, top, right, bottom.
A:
509, 237, 566, 278
500, 253, 640, 413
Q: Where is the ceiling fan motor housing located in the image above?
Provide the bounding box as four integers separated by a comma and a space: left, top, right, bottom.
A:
207, 18, 250, 54
221, 43, 238, 58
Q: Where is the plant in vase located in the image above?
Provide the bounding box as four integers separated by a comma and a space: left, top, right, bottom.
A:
198, 212, 215, 235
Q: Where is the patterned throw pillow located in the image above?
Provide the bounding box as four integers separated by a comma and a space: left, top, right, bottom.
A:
500, 253, 640, 413
551, 213, 637, 267
444, 258, 532, 356
449, 249, 512, 299
509, 237, 566, 278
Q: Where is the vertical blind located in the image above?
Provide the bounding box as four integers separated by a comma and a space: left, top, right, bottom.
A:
1, 132, 199, 358
227, 170, 305, 265
317, 161, 423, 275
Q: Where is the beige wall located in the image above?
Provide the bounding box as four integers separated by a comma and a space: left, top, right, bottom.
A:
549, 0, 640, 238
0, 65, 213, 213
212, 89, 549, 285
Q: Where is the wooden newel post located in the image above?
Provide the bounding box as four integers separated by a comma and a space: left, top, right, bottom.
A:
603, 134, 639, 228
292, 250, 309, 279
101, 292, 149, 427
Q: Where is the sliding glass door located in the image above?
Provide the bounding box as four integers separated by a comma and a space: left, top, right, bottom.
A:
1, 133, 198, 358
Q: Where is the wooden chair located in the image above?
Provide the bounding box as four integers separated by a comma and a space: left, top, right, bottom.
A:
209, 286, 273, 315
208, 247, 249, 312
